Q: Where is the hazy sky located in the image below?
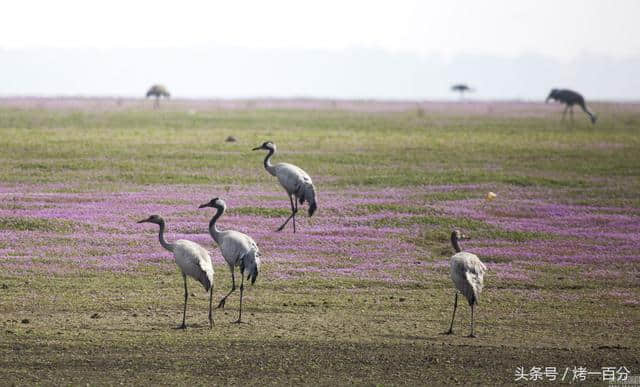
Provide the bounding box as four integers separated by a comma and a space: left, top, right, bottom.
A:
1, 1, 639, 99
3, 0, 639, 58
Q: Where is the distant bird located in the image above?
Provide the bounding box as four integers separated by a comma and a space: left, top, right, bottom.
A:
546, 88, 597, 124
252, 141, 317, 233
138, 215, 214, 329
199, 198, 261, 323
445, 230, 487, 338
146, 84, 170, 108
451, 84, 473, 99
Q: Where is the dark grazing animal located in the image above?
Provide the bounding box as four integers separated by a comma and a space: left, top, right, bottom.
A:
546, 89, 597, 124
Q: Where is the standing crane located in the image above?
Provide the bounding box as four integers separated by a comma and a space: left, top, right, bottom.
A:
146, 84, 171, 108
199, 198, 261, 324
546, 88, 597, 124
445, 230, 487, 338
137, 215, 214, 329
252, 141, 317, 233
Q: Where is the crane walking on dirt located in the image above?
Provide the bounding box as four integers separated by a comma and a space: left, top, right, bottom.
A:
252, 141, 317, 233
199, 198, 261, 323
138, 215, 214, 329
445, 230, 487, 338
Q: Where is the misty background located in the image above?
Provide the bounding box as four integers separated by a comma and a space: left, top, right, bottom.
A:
1, 47, 639, 100
2, 1, 639, 100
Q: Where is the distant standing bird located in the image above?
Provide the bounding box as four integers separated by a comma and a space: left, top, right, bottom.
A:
445, 230, 487, 338
252, 141, 317, 233
146, 84, 171, 108
138, 215, 214, 329
546, 88, 597, 124
199, 198, 261, 323
451, 84, 473, 99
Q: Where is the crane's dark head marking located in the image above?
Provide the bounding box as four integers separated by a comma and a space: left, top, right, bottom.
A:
198, 197, 219, 208
252, 141, 275, 151
138, 214, 163, 224
199, 197, 226, 209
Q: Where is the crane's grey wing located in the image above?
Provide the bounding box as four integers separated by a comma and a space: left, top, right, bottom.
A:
174, 240, 214, 292
275, 163, 316, 215
465, 257, 486, 302
275, 163, 311, 191
219, 231, 259, 267
451, 253, 486, 305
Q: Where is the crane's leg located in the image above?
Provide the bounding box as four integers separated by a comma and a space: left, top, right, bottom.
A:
292, 196, 299, 233
218, 268, 236, 309
570, 106, 574, 122
276, 195, 297, 232
467, 304, 476, 338
208, 283, 214, 329
154, 96, 159, 109
179, 274, 188, 329
445, 293, 458, 334
562, 105, 568, 120
234, 271, 245, 324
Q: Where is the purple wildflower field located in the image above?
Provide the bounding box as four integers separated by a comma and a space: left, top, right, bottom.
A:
0, 184, 420, 279
440, 194, 640, 262
2, 182, 638, 301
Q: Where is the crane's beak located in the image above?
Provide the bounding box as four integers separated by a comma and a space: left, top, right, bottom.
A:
198, 202, 210, 209
251, 146, 262, 151
137, 217, 151, 223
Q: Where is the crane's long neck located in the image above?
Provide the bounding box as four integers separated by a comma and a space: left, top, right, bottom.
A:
157, 220, 174, 252
208, 204, 225, 244
451, 234, 461, 253
263, 148, 277, 176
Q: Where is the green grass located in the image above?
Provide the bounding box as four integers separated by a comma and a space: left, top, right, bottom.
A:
232, 206, 291, 218
0, 217, 76, 232
1, 108, 638, 192
1, 103, 639, 384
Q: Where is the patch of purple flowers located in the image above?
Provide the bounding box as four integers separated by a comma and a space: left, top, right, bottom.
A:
1, 183, 639, 289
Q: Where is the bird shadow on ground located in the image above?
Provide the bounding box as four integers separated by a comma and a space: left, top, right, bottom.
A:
92, 321, 212, 333
375, 333, 437, 341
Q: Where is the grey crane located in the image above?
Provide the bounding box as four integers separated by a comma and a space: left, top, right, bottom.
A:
252, 141, 317, 233
146, 84, 171, 108
199, 198, 261, 323
546, 88, 597, 124
138, 215, 214, 329
445, 230, 487, 338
